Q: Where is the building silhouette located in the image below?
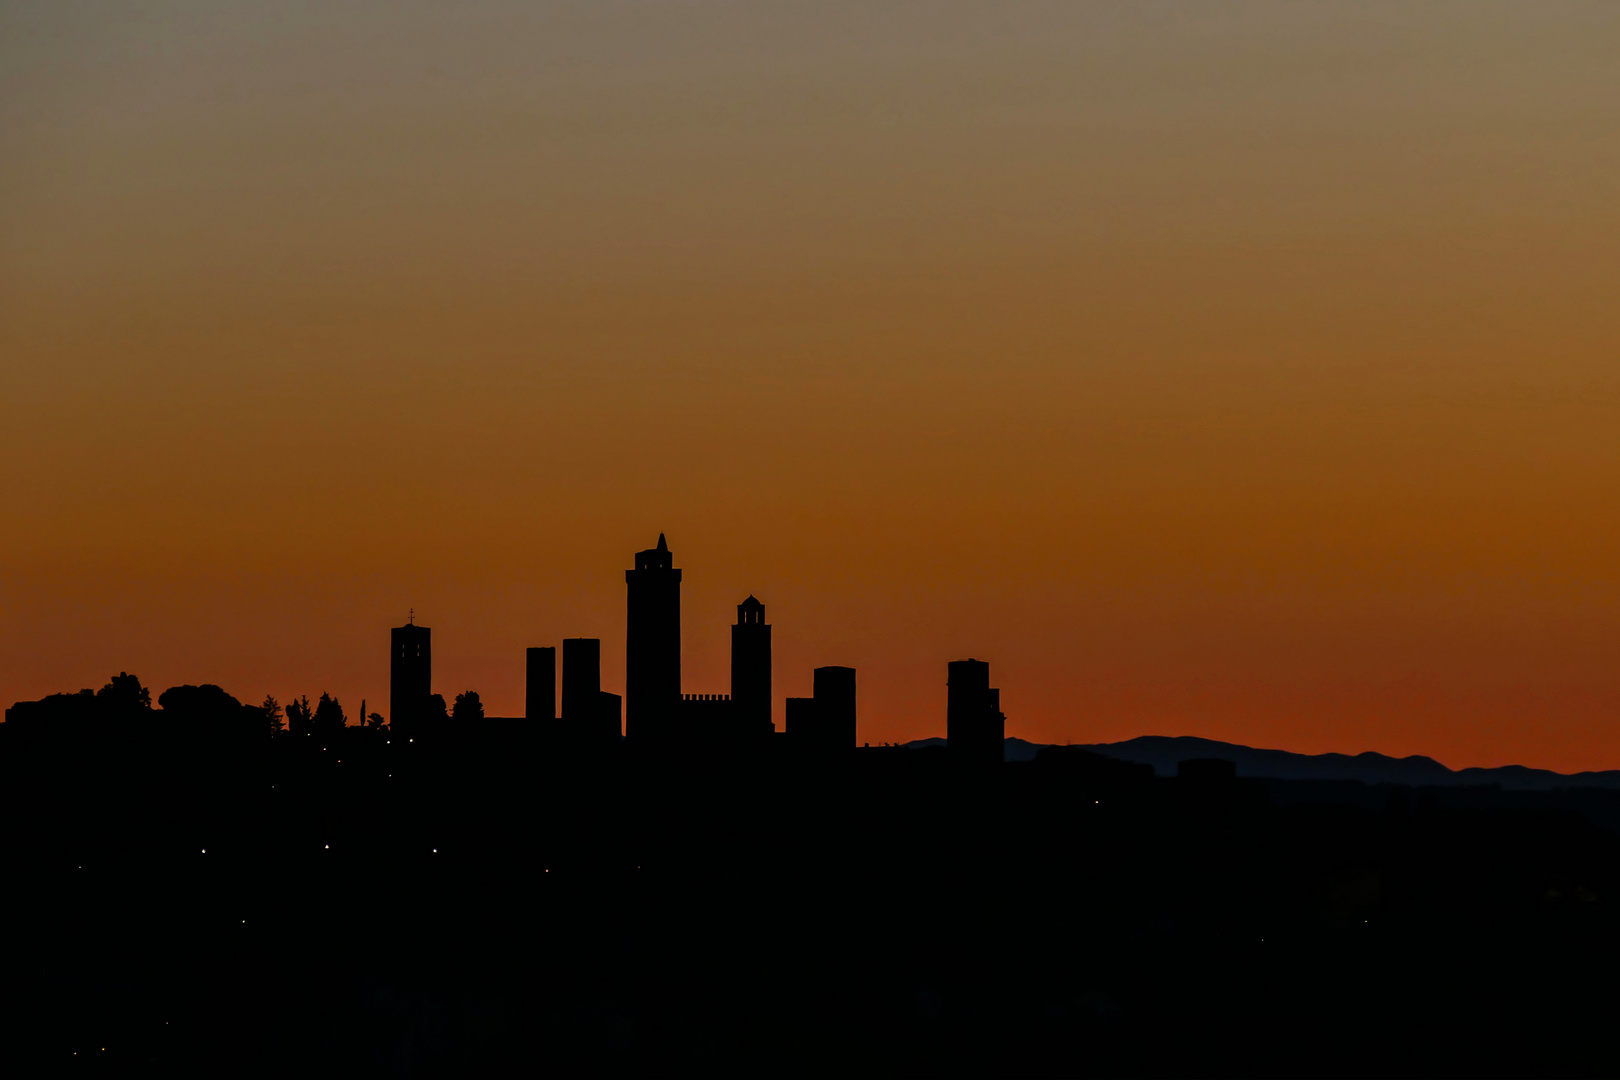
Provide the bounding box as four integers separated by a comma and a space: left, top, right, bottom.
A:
561, 638, 623, 745
731, 596, 772, 737
390, 619, 431, 736
596, 690, 622, 745
668, 595, 774, 744
561, 638, 600, 729
786, 665, 856, 750
680, 693, 736, 742
785, 696, 817, 742
815, 666, 856, 748
947, 659, 1003, 766
625, 534, 681, 743
526, 646, 556, 722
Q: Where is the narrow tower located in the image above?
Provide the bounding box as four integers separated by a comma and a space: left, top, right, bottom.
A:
814, 666, 857, 749
390, 618, 431, 736
561, 638, 601, 727
526, 646, 556, 722
625, 534, 681, 742
731, 595, 772, 737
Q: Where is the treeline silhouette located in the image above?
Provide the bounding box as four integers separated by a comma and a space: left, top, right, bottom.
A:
4, 672, 1620, 1076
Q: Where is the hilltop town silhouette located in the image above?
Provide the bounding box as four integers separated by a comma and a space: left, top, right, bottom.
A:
4, 536, 1620, 1075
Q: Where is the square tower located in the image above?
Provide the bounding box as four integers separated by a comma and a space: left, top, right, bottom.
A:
813, 665, 856, 749
390, 620, 431, 735
625, 534, 681, 742
562, 637, 601, 728
731, 595, 772, 737
786, 667, 856, 750
947, 658, 1003, 767
526, 646, 556, 722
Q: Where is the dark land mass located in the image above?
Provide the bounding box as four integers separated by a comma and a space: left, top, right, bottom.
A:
1077, 734, 1620, 791
7, 687, 1620, 1076
911, 733, 1620, 790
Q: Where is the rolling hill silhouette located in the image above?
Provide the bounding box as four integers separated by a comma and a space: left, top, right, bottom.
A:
903, 734, 1620, 790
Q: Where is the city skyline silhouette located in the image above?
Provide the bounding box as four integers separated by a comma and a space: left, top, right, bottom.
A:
5, 3, 1620, 1074
7, 527, 1619, 775
5, 535, 1620, 1074
10, 4, 1620, 774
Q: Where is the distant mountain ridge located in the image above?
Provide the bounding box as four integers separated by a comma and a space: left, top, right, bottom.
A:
900, 734, 1620, 792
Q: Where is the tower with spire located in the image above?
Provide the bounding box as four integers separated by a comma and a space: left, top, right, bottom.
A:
625, 534, 682, 742
390, 616, 431, 736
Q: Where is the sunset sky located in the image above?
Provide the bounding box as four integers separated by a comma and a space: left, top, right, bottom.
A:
3, 2, 1619, 770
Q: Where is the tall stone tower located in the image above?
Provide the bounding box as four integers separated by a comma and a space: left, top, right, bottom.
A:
390, 618, 431, 735
731, 595, 772, 736
526, 646, 556, 722
561, 637, 601, 726
947, 658, 1003, 767
814, 666, 857, 749
625, 534, 681, 742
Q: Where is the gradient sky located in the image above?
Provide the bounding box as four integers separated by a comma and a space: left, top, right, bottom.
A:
4, 1, 1619, 770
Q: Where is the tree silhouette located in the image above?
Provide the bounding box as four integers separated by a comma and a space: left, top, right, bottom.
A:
287, 695, 313, 737
312, 693, 346, 734
153, 684, 262, 747
97, 671, 151, 712
263, 695, 285, 734
428, 693, 449, 726
157, 684, 243, 719
366, 711, 386, 729
452, 690, 484, 722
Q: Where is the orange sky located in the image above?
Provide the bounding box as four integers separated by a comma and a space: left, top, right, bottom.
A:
3, 2, 1619, 770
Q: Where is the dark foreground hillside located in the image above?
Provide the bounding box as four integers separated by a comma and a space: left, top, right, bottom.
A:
4, 706, 1620, 1076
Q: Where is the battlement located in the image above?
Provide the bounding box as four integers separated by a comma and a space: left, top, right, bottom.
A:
682, 693, 731, 702
631, 532, 677, 573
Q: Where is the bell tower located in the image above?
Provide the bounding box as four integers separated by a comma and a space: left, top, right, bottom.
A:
390, 615, 431, 735
731, 595, 772, 737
